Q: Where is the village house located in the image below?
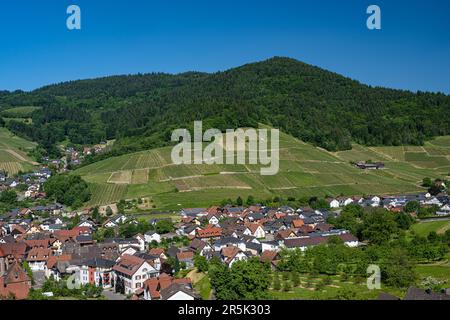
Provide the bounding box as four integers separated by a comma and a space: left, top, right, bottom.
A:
112, 254, 159, 295
44, 254, 72, 281
144, 231, 162, 244
195, 227, 222, 242
26, 247, 52, 271
283, 233, 359, 251
189, 238, 212, 256
176, 251, 194, 268
244, 223, 265, 239
77, 257, 116, 288
220, 246, 249, 268
0, 263, 31, 300
260, 250, 281, 269
213, 237, 247, 252
142, 273, 197, 300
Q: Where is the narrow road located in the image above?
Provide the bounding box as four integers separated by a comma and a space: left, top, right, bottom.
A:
102, 289, 126, 300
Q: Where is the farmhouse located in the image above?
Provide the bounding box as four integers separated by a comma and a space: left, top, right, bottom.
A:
143, 274, 197, 300
355, 161, 385, 170
112, 254, 159, 295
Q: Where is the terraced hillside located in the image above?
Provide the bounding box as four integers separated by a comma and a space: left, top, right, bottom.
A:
75, 128, 450, 210
0, 128, 38, 175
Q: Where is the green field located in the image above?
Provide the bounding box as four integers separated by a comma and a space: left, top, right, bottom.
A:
268, 273, 405, 300
411, 219, 450, 237
75, 130, 450, 209
0, 106, 41, 118
0, 128, 38, 175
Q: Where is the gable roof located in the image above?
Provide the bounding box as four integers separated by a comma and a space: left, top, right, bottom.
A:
292, 219, 305, 228
112, 254, 147, 276
0, 242, 27, 259
0, 263, 30, 300
46, 254, 72, 269
245, 223, 262, 234
190, 238, 208, 251
149, 248, 165, 256
27, 247, 52, 262
176, 251, 194, 262
160, 282, 198, 300
196, 227, 222, 238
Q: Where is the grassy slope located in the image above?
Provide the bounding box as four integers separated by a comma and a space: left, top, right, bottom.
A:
0, 127, 38, 175
75, 130, 450, 210
412, 219, 450, 237
0, 106, 42, 118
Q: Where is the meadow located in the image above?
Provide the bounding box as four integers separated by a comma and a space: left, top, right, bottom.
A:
0, 128, 38, 175
0, 106, 41, 118
411, 219, 450, 237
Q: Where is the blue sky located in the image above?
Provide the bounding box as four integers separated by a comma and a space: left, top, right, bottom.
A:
0, 0, 449, 93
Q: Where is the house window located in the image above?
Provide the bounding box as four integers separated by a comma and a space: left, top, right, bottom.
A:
136, 282, 141, 288
135, 275, 141, 280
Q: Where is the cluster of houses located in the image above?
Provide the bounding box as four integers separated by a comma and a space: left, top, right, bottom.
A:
0, 202, 359, 300
326, 192, 450, 216
1, 189, 450, 300
0, 167, 51, 200
174, 205, 359, 267
0, 218, 198, 300
64, 143, 108, 167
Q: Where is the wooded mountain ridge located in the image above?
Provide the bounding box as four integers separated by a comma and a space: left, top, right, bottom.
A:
1, 57, 449, 160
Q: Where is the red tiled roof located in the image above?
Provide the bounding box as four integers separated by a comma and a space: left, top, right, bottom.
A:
315, 223, 332, 232
276, 229, 296, 239
24, 239, 51, 249
11, 225, 26, 234
26, 248, 52, 262
149, 248, 165, 256
196, 227, 222, 238
0, 263, 31, 300
292, 219, 305, 228
72, 226, 92, 234
245, 223, 262, 234
176, 251, 194, 261
46, 254, 72, 269
54, 229, 78, 239
221, 246, 240, 258
0, 242, 27, 260
143, 275, 192, 300
221, 246, 242, 264
112, 254, 145, 277
297, 225, 315, 234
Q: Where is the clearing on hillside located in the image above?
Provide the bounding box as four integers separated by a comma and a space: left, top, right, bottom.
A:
0, 128, 37, 175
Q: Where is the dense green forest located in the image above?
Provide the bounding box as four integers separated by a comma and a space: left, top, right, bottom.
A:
1, 57, 449, 160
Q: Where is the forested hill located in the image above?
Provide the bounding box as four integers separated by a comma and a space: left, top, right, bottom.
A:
1, 57, 449, 159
